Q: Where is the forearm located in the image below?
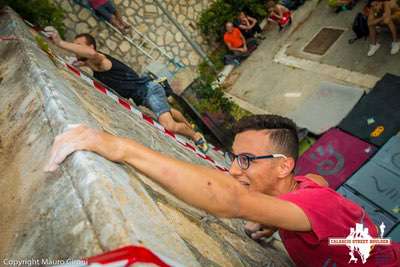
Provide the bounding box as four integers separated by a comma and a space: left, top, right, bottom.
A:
59, 40, 97, 58
92, 131, 245, 217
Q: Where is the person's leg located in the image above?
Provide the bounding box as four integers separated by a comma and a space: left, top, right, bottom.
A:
383, 14, 400, 54
94, 2, 123, 30
105, 0, 130, 29
158, 112, 201, 140
367, 15, 381, 56
170, 108, 192, 129
144, 81, 207, 150
384, 16, 397, 42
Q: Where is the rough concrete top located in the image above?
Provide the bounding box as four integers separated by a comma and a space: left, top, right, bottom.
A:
0, 7, 291, 267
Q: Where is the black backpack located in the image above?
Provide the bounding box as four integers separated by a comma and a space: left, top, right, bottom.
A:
349, 13, 369, 44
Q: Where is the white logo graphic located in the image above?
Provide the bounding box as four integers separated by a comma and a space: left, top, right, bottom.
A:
329, 223, 391, 264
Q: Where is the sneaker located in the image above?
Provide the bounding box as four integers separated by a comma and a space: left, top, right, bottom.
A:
367, 43, 381, 56
195, 135, 209, 154
391, 42, 400, 55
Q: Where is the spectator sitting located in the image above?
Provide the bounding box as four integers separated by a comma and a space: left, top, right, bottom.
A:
223, 22, 257, 64
266, 1, 292, 31
367, 0, 400, 56
328, 0, 356, 13
237, 11, 265, 40
88, 0, 130, 33
46, 30, 209, 153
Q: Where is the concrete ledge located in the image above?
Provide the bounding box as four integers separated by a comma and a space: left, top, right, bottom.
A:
0, 7, 292, 266
274, 43, 379, 90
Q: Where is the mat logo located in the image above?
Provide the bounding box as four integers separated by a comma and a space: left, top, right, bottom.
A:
329, 223, 391, 264
372, 176, 400, 203
310, 144, 344, 175
371, 126, 384, 137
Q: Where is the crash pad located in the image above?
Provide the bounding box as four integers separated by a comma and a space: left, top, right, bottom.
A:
337, 185, 398, 236
339, 73, 400, 146
295, 128, 376, 189
387, 224, 400, 242
346, 134, 400, 220
289, 81, 363, 135
346, 162, 400, 220
371, 134, 400, 175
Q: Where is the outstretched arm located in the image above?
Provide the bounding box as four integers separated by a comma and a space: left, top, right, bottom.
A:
45, 125, 311, 231
46, 28, 105, 65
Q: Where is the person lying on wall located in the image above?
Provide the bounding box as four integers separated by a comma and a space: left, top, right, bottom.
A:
45, 29, 209, 153
45, 114, 400, 267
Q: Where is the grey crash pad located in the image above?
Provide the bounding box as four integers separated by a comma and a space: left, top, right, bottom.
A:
336, 185, 398, 236
372, 134, 400, 175
288, 81, 363, 135
346, 134, 400, 220
387, 224, 400, 242
345, 160, 400, 220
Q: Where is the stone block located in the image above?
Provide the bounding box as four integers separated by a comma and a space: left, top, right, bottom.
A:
76, 22, 89, 34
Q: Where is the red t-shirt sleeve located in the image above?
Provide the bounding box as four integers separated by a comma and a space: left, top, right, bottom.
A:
279, 187, 362, 241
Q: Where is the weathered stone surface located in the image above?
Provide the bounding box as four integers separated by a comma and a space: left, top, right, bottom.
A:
0, 8, 292, 266
119, 40, 130, 53
76, 22, 89, 34
126, 8, 135, 16
165, 31, 174, 44
78, 8, 91, 20
106, 39, 117, 51
60, 0, 72, 12
87, 17, 97, 28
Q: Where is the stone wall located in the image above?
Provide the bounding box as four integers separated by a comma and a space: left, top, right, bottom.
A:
55, 0, 214, 73
0, 7, 292, 266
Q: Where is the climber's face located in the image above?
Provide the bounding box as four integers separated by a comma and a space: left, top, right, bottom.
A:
228, 130, 294, 196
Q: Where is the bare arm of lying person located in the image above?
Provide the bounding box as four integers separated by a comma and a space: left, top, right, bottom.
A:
45, 28, 110, 72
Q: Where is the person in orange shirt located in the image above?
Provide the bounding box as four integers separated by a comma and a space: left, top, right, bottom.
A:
224, 22, 248, 53
223, 22, 257, 64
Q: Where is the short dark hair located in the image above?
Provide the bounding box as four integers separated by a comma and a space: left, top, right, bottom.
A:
234, 114, 299, 160
74, 33, 96, 50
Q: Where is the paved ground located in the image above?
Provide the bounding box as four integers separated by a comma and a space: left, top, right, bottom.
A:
226, 0, 400, 117
286, 1, 400, 77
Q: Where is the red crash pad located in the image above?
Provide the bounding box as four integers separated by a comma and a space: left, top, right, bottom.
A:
295, 128, 376, 189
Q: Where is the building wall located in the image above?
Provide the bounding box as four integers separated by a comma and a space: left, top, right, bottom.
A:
55, 0, 214, 73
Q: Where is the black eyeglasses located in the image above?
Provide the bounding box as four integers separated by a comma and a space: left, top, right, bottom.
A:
224, 151, 287, 170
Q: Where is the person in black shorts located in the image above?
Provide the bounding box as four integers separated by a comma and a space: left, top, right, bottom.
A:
46, 30, 209, 153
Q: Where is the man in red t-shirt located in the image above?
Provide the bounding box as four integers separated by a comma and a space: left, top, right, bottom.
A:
46, 114, 400, 266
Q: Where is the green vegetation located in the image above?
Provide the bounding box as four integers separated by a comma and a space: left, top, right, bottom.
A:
0, 0, 65, 37
193, 44, 251, 123
198, 0, 266, 41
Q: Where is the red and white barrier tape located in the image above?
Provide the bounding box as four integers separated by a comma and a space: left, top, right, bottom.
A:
27, 25, 227, 171
0, 35, 18, 41
62, 63, 228, 171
